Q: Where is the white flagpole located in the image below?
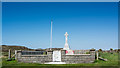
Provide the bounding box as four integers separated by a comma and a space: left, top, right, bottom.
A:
50, 20, 53, 50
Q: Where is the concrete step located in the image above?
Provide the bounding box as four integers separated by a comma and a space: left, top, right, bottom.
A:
44, 62, 66, 64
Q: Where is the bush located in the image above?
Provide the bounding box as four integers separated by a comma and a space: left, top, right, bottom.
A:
98, 49, 102, 52
86, 52, 90, 54
110, 48, 113, 51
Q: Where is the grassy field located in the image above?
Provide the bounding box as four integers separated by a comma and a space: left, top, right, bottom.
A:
1, 52, 119, 66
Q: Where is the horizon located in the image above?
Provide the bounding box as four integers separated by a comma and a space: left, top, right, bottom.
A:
2, 2, 118, 50
1, 44, 118, 50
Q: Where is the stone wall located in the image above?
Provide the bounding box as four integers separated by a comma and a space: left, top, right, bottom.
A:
16, 49, 95, 64
62, 55, 94, 63
74, 50, 90, 54
61, 49, 95, 64
16, 50, 53, 64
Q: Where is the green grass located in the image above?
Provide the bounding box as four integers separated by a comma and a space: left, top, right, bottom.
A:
1, 52, 119, 66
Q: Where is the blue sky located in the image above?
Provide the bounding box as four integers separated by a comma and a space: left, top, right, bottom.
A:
1, 0, 119, 2
2, 2, 118, 50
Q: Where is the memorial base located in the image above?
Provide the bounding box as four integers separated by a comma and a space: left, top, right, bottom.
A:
44, 62, 66, 64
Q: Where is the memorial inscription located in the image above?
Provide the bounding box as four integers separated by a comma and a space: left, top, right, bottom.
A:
53, 50, 61, 62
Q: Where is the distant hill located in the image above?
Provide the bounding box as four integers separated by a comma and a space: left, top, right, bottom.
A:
1, 45, 63, 56
2, 45, 34, 53
1, 45, 63, 52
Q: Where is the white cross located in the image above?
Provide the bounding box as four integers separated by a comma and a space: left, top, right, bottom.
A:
65, 32, 68, 44
65, 32, 68, 38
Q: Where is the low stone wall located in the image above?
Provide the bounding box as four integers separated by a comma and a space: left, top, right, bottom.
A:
61, 50, 95, 64
62, 55, 94, 63
18, 55, 49, 63
16, 49, 95, 64
74, 50, 90, 54
16, 50, 53, 64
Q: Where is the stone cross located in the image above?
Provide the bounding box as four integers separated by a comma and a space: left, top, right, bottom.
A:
63, 32, 70, 50
65, 32, 68, 43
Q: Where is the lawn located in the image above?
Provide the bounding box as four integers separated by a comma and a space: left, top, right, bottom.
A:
1, 52, 119, 66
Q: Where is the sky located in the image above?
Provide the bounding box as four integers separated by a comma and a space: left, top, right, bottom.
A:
1, 0, 119, 2
2, 2, 118, 50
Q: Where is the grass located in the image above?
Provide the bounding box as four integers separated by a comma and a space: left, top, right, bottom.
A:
1, 52, 119, 66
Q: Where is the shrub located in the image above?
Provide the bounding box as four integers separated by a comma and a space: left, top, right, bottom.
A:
86, 52, 90, 54
98, 49, 102, 52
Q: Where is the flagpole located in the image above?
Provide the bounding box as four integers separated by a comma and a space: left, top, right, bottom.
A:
50, 20, 53, 50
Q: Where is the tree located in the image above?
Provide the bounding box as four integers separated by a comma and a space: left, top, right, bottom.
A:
110, 48, 113, 51
110, 48, 113, 54
98, 49, 102, 52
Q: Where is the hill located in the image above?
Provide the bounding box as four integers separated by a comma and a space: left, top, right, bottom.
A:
2, 45, 34, 53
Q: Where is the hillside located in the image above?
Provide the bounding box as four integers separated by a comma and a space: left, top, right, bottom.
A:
1, 45, 63, 57
1, 45, 63, 52
2, 45, 34, 53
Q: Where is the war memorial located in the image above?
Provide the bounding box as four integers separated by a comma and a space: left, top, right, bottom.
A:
15, 32, 96, 64
2, 2, 118, 67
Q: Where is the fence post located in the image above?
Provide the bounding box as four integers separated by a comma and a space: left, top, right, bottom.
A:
8, 49, 11, 60
97, 51, 99, 60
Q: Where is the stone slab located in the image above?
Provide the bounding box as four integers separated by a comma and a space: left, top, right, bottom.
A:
44, 62, 66, 64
